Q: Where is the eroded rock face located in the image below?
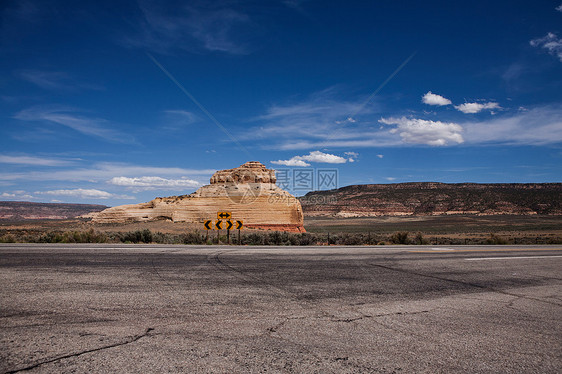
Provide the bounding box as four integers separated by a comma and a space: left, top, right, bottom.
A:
91, 162, 305, 232
210, 161, 276, 184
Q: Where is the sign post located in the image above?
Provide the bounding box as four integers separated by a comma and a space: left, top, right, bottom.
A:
204, 220, 212, 243
236, 220, 243, 245
203, 214, 243, 245
215, 220, 222, 244
225, 220, 233, 245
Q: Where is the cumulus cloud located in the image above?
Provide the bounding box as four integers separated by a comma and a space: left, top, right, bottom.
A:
271, 159, 311, 167
377, 154, 384, 159
0, 190, 34, 199
251, 88, 562, 149
36, 188, 133, 200
422, 91, 452, 106
530, 32, 562, 62
379, 117, 464, 146
271, 151, 349, 167
344, 151, 358, 162
455, 102, 500, 114
108, 176, 200, 190
556, 4, 562, 12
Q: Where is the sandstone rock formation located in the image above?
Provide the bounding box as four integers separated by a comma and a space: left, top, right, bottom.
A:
91, 162, 305, 232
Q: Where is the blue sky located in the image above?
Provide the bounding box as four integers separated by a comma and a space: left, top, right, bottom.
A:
1, 0, 561, 206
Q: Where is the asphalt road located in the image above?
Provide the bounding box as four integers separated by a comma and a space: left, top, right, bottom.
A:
1, 244, 561, 373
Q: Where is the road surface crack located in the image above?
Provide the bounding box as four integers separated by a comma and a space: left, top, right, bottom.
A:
5, 327, 154, 373
331, 310, 430, 323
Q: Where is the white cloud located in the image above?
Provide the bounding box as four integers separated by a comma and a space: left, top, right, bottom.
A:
530, 32, 562, 62
18, 70, 102, 91
250, 88, 378, 141
19, 70, 70, 90
385, 177, 396, 181
376, 154, 384, 159
36, 189, 134, 200
344, 151, 358, 162
271, 159, 311, 167
379, 117, 464, 146
14, 106, 133, 143
422, 91, 452, 106
272, 151, 349, 167
556, 4, 562, 12
302, 151, 348, 163
250, 88, 562, 149
0, 162, 214, 183
127, 2, 250, 54
463, 105, 562, 145
108, 176, 200, 190
0, 155, 75, 166
277, 106, 562, 148
1, 191, 34, 199
336, 117, 357, 124
455, 102, 500, 114
247, 88, 386, 151
162, 110, 199, 130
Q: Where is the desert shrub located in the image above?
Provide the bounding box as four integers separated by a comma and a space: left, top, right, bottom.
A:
38, 231, 63, 243
181, 231, 204, 244
243, 232, 265, 245
297, 233, 315, 246
268, 231, 285, 245
389, 231, 410, 245
152, 232, 177, 244
35, 229, 107, 243
486, 233, 508, 245
365, 233, 377, 245
122, 229, 153, 243
340, 233, 363, 245
80, 228, 107, 243
0, 234, 15, 243
414, 232, 429, 245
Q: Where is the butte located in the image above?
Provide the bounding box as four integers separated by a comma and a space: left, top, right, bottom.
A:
91, 161, 305, 232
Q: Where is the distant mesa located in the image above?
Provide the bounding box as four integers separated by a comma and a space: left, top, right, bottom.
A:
0, 201, 108, 220
300, 182, 562, 217
91, 161, 305, 232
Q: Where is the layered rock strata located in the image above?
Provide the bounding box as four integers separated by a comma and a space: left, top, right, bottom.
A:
91, 162, 305, 232
300, 182, 562, 217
